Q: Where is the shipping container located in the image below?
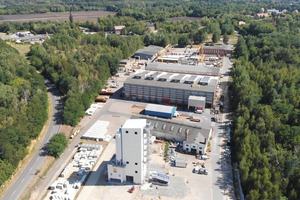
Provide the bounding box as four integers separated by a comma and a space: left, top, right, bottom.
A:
145, 104, 176, 118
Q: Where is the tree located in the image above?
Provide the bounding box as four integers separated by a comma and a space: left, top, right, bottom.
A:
212, 32, 220, 43
47, 133, 67, 158
234, 36, 248, 59
178, 35, 190, 47
223, 34, 229, 44
192, 30, 207, 44
69, 12, 73, 23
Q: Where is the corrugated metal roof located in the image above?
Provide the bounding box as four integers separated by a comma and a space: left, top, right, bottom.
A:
146, 62, 220, 75
203, 44, 234, 51
125, 72, 218, 93
145, 104, 175, 114
135, 45, 163, 56
131, 115, 211, 149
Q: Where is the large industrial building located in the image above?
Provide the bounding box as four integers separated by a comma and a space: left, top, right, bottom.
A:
146, 62, 220, 76
133, 115, 212, 155
202, 44, 234, 56
107, 119, 151, 184
123, 70, 218, 107
134, 45, 163, 60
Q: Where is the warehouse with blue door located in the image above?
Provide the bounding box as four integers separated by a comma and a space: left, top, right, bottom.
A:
145, 104, 175, 118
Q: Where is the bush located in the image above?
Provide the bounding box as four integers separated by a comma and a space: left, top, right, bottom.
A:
47, 133, 67, 158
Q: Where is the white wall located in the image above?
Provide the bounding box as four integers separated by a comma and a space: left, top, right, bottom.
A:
107, 164, 125, 182
122, 126, 144, 183
115, 132, 122, 162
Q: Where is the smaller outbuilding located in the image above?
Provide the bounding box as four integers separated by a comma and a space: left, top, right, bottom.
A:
174, 157, 188, 168
188, 96, 206, 111
145, 104, 176, 118
114, 25, 125, 34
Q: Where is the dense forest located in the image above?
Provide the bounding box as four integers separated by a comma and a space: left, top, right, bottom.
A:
232, 15, 300, 200
28, 24, 143, 126
0, 40, 48, 187
0, 0, 299, 20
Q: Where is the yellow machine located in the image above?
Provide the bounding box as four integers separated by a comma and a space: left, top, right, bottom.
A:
157, 44, 171, 63
197, 44, 205, 63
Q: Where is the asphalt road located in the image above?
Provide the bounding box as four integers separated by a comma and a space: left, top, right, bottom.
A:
211, 57, 235, 200
32, 88, 133, 200
2, 80, 62, 200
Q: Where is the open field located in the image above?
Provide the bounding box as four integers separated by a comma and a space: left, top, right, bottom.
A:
10, 43, 31, 56
0, 11, 116, 23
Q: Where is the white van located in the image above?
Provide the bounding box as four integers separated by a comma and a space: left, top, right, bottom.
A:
194, 110, 203, 114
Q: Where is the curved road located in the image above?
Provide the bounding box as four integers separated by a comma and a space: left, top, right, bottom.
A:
2, 80, 62, 200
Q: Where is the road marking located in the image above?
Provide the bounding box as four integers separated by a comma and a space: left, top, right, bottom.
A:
20, 178, 24, 183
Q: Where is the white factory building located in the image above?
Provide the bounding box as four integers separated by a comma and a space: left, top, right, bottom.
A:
107, 119, 151, 184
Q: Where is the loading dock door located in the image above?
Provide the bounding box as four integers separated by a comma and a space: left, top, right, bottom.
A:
126, 175, 134, 183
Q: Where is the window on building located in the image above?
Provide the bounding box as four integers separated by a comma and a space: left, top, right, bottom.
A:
126, 161, 129, 164
186, 148, 189, 151
110, 173, 112, 176
135, 163, 138, 165
199, 147, 202, 149
119, 174, 121, 177
126, 131, 128, 133
135, 132, 137, 135
135, 171, 138, 173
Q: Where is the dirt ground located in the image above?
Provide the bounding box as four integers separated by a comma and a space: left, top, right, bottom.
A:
0, 11, 116, 23
10, 43, 31, 56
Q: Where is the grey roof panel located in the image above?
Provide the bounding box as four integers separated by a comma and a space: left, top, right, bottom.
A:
125, 73, 217, 93
146, 62, 219, 75
135, 45, 163, 56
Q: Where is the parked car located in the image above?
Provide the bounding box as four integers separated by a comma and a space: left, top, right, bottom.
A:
194, 109, 203, 114
199, 168, 208, 175
201, 155, 209, 160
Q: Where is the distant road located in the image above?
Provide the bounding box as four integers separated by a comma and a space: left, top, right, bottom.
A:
2, 80, 62, 200
0, 11, 116, 23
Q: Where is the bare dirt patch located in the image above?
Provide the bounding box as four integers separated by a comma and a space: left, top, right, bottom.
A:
59, 124, 74, 140
0, 11, 116, 23
131, 104, 146, 115
10, 43, 31, 56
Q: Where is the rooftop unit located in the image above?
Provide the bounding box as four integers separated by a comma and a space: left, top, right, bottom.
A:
184, 75, 199, 84
199, 76, 211, 85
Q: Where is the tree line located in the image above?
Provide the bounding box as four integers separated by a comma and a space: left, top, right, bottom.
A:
0, 40, 48, 187
28, 24, 143, 126
231, 15, 300, 200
